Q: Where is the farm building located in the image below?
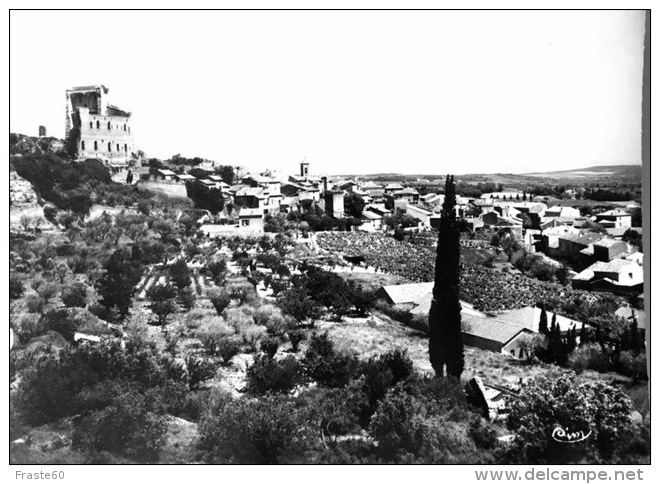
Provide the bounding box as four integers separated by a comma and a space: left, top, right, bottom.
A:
595, 209, 632, 229
421, 193, 445, 209
543, 206, 581, 219
409, 293, 487, 318
375, 283, 488, 319
375, 282, 434, 309
571, 259, 643, 295
238, 207, 265, 232
383, 183, 405, 195
358, 209, 383, 232
406, 205, 433, 227
461, 313, 534, 358
592, 238, 631, 262
495, 306, 582, 334
234, 187, 268, 211
174, 173, 196, 184
153, 168, 176, 182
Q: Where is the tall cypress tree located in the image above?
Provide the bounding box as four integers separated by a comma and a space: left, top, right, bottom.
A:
579, 323, 589, 346
428, 175, 464, 378
567, 326, 577, 353
630, 318, 640, 354
539, 304, 549, 335
550, 312, 557, 333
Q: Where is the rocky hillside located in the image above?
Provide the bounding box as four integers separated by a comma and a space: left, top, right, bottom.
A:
9, 171, 54, 230
10, 171, 39, 205
10, 133, 65, 156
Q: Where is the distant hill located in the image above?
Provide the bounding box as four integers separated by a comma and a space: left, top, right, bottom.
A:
524, 164, 642, 178
336, 164, 642, 180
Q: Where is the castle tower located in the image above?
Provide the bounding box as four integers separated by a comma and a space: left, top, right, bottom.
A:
38, 126, 47, 137
64, 85, 134, 167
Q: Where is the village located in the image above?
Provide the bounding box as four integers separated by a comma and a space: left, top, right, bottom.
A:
8, 83, 648, 465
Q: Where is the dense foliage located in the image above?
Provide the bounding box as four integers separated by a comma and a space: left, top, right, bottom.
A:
11, 154, 154, 215
506, 375, 646, 464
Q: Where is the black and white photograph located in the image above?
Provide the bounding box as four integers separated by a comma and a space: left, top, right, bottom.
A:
8, 7, 651, 471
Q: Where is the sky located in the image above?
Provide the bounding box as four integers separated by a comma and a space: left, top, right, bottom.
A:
9, 10, 646, 175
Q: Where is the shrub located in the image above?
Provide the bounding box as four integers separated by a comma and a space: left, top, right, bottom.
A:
468, 415, 498, 450
176, 390, 210, 422
408, 314, 429, 334
13, 339, 188, 430
25, 294, 45, 314
196, 319, 235, 356
304, 334, 359, 388
227, 281, 255, 305
616, 351, 647, 380
72, 387, 167, 462
32, 279, 58, 303
298, 386, 365, 445
306, 351, 359, 388
11, 313, 45, 343
43, 205, 58, 223
241, 325, 267, 352
224, 306, 255, 333
199, 394, 312, 463
517, 333, 548, 364
186, 356, 217, 390
206, 259, 227, 282
261, 336, 280, 359
287, 329, 306, 352
10, 276, 24, 299
41, 309, 79, 342
146, 283, 178, 325
253, 305, 289, 336
507, 374, 634, 463
168, 258, 191, 291
182, 308, 209, 330
96, 249, 142, 319
178, 287, 195, 310
209, 289, 231, 316
61, 283, 88, 308
306, 332, 335, 359
216, 336, 242, 365
277, 287, 323, 323
246, 355, 305, 395
369, 385, 478, 463
380, 349, 415, 384
357, 350, 416, 424
352, 287, 374, 316
375, 300, 413, 326
568, 344, 610, 374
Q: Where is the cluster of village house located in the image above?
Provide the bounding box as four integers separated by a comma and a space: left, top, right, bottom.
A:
143, 161, 643, 298
61, 85, 643, 300
61, 85, 644, 362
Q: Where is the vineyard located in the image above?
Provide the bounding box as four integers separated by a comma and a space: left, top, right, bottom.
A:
317, 232, 583, 313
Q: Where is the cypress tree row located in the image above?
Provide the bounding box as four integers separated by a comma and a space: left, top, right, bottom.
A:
428, 174, 464, 378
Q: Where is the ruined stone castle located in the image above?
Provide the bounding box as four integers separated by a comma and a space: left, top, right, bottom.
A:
65, 85, 134, 167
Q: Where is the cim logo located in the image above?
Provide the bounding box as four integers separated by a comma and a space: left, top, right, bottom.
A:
551, 426, 592, 443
